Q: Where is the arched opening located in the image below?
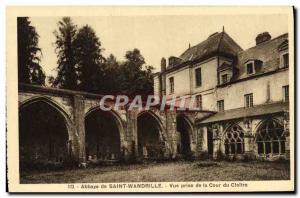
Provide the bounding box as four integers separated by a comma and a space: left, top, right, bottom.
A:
19, 100, 70, 171
85, 109, 121, 162
224, 125, 245, 155
256, 119, 285, 156
137, 112, 164, 160
176, 115, 192, 158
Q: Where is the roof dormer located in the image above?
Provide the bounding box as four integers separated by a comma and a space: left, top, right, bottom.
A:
218, 63, 235, 85
244, 59, 263, 75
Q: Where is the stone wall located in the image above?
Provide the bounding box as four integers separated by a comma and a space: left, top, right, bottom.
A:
18, 88, 189, 164
198, 113, 290, 161
18, 85, 290, 165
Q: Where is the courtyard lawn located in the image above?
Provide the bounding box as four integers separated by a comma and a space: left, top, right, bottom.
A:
20, 160, 290, 184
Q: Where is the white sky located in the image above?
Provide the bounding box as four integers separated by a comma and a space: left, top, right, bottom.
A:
30, 14, 288, 77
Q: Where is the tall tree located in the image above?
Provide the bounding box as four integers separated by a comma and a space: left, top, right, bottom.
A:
52, 17, 78, 89
102, 54, 120, 95
119, 49, 154, 98
17, 17, 45, 85
73, 25, 105, 93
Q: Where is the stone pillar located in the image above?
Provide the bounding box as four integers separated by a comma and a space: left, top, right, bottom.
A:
243, 119, 255, 158
165, 110, 177, 159
244, 135, 254, 153
126, 109, 138, 160
243, 134, 254, 160
212, 138, 221, 160
73, 95, 86, 164
284, 111, 290, 160
190, 126, 197, 158
212, 124, 222, 160
196, 126, 208, 158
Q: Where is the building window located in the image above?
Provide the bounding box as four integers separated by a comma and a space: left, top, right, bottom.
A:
196, 95, 202, 109
221, 74, 228, 84
224, 125, 245, 155
244, 93, 253, 108
195, 68, 202, 87
283, 85, 289, 102
283, 53, 289, 68
169, 77, 174, 94
256, 119, 285, 155
217, 100, 224, 112
246, 62, 254, 75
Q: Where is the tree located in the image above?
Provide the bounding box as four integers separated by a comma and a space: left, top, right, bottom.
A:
73, 25, 105, 93
102, 54, 121, 95
17, 17, 45, 85
51, 17, 78, 89
118, 49, 154, 98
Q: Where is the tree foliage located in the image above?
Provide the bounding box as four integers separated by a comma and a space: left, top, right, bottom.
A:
17, 17, 45, 85
118, 49, 154, 98
51, 17, 78, 89
51, 17, 154, 98
73, 25, 105, 93
102, 54, 120, 95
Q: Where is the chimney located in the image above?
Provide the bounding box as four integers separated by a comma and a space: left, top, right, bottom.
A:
256, 32, 271, 45
161, 57, 166, 72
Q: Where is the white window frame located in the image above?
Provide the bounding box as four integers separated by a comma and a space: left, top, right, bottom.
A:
245, 61, 255, 75
282, 85, 289, 102
217, 100, 224, 112
196, 95, 202, 110
282, 52, 289, 68
244, 93, 253, 108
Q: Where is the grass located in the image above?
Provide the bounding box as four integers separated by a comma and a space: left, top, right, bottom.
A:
20, 160, 290, 184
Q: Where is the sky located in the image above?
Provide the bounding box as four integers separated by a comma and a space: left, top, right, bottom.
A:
30, 14, 288, 78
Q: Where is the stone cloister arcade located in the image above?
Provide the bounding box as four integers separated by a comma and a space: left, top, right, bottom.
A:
18, 84, 289, 169
18, 84, 202, 168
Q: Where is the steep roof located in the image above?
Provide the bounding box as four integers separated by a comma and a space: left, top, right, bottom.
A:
234, 33, 288, 80
167, 31, 243, 71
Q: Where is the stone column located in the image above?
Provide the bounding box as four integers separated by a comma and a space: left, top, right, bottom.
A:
190, 126, 197, 158
212, 125, 221, 159
284, 111, 290, 160
196, 126, 208, 158
212, 138, 221, 159
126, 109, 138, 160
165, 110, 177, 159
243, 119, 255, 159
73, 95, 86, 164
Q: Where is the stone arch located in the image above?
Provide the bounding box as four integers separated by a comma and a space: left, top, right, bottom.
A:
176, 114, 194, 137
137, 110, 166, 159
176, 113, 194, 158
84, 106, 125, 161
222, 121, 245, 135
222, 123, 245, 155
19, 96, 73, 170
253, 117, 283, 137
85, 105, 126, 131
254, 118, 285, 156
19, 96, 73, 129
137, 110, 165, 131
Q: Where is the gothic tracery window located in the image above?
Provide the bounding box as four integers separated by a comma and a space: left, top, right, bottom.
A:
224, 125, 245, 155
256, 119, 285, 155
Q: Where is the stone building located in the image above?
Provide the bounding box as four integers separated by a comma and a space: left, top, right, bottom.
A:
153, 30, 290, 160
18, 30, 290, 169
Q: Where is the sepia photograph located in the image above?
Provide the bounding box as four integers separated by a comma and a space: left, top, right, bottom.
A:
6, 6, 294, 192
